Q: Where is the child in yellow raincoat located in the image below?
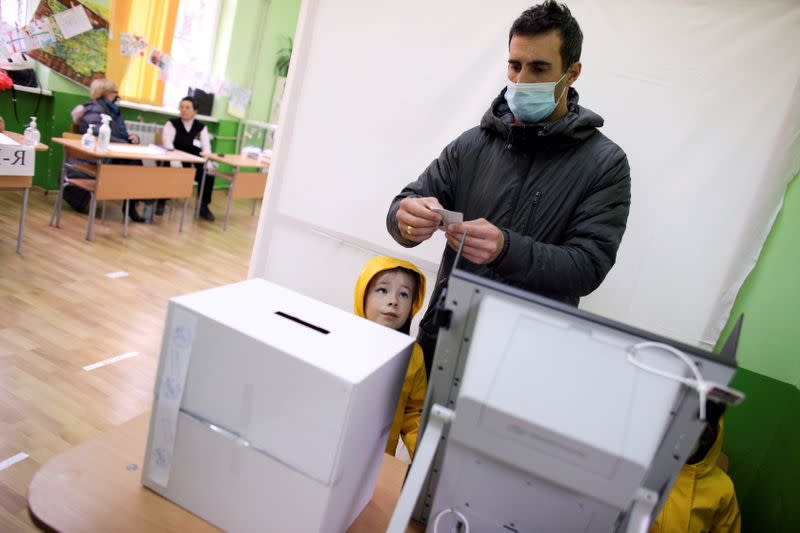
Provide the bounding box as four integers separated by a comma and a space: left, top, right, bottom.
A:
354, 256, 427, 459
650, 405, 741, 533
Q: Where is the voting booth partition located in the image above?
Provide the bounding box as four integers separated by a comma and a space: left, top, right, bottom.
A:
388, 269, 744, 532
249, 0, 800, 353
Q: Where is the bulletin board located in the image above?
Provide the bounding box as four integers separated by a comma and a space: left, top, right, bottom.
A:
27, 0, 110, 86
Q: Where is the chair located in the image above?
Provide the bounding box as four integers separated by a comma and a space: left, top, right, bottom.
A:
49, 132, 99, 230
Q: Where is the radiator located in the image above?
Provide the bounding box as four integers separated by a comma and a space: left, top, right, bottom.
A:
124, 120, 163, 145
124, 121, 164, 167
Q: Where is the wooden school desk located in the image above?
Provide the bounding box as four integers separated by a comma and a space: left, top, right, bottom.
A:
0, 131, 48, 253
27, 413, 424, 532
200, 154, 269, 230
49, 138, 206, 240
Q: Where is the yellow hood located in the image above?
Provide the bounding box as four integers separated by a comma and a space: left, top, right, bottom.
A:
354, 256, 426, 322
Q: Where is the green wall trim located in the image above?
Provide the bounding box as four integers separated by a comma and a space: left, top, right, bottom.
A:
723, 368, 800, 531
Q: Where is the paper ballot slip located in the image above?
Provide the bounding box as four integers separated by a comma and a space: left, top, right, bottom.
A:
432, 207, 463, 230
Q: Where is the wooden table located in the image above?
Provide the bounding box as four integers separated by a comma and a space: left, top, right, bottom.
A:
28, 413, 424, 532
200, 153, 269, 230
49, 138, 206, 240
0, 131, 48, 253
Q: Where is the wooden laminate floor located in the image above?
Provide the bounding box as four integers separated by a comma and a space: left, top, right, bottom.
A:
0, 188, 258, 531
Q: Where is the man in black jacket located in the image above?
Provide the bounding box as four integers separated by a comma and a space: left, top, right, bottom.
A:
387, 1, 631, 375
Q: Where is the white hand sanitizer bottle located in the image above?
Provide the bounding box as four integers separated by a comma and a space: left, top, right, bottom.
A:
81, 124, 96, 150
23, 116, 40, 146
97, 114, 112, 152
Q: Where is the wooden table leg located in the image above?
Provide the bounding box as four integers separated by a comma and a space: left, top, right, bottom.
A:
16, 187, 29, 253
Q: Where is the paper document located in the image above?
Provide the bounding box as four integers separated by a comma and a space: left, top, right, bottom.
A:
108, 143, 167, 155
0, 132, 20, 146
54, 5, 93, 39
26, 18, 57, 49
120, 33, 147, 57
432, 207, 463, 230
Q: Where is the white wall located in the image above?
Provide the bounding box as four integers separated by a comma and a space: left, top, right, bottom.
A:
250, 0, 800, 347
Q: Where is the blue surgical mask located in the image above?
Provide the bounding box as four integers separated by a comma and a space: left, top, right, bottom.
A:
504, 71, 569, 123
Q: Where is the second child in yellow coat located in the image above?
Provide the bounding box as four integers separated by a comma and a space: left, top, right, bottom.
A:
354, 256, 428, 459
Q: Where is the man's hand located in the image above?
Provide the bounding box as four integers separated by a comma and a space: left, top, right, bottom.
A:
128, 133, 140, 144
396, 196, 443, 243
445, 218, 505, 264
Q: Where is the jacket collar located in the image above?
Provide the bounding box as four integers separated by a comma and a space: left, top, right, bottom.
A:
480, 87, 604, 149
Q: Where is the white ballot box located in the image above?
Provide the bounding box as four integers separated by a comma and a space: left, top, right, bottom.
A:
0, 133, 35, 176
142, 279, 414, 532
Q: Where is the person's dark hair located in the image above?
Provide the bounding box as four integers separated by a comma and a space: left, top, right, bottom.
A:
180, 96, 197, 110
509, 1, 583, 72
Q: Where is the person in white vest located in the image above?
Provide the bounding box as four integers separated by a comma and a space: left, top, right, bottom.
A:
161, 96, 215, 221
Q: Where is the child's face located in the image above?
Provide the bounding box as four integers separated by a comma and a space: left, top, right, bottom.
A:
364, 270, 416, 331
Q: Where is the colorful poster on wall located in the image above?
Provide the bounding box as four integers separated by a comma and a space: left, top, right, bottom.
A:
26, 18, 58, 49
27, 0, 110, 87
120, 33, 147, 57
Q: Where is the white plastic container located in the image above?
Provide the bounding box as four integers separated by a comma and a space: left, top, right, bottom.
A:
81, 124, 96, 150
97, 114, 112, 152
23, 116, 40, 146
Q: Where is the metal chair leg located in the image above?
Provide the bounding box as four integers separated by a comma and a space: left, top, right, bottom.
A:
196, 167, 208, 219
180, 197, 189, 232
86, 192, 97, 241
124, 200, 130, 238
16, 187, 29, 253
101, 201, 106, 223
50, 175, 66, 227
251, 199, 257, 215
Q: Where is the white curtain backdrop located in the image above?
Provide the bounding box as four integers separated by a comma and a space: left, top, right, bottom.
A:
249, 0, 800, 356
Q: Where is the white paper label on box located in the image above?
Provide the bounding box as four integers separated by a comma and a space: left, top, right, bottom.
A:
148, 307, 198, 487
0, 143, 35, 176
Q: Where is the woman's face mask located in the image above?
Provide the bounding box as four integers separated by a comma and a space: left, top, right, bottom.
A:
504, 70, 569, 123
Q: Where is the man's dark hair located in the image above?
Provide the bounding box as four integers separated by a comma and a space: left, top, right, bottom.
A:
509, 1, 583, 72
180, 96, 197, 110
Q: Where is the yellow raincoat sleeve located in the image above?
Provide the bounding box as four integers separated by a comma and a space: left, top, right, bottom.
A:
399, 344, 427, 457
385, 343, 427, 459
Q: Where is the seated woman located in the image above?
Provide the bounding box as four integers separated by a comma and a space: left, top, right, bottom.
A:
67, 78, 146, 222
160, 96, 215, 221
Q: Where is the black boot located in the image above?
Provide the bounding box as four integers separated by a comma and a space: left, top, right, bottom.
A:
199, 205, 216, 222
124, 201, 146, 223
155, 199, 166, 216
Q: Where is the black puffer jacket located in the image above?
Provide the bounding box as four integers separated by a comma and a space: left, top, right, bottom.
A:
387, 87, 631, 333
78, 98, 130, 143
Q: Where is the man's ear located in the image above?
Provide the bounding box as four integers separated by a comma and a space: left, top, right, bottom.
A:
568, 62, 582, 86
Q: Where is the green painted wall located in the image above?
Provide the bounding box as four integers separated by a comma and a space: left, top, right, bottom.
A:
34, 64, 87, 96
716, 170, 800, 531
718, 171, 800, 386
212, 0, 302, 122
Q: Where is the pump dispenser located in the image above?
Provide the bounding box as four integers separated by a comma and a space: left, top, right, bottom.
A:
23, 116, 40, 146
97, 114, 112, 152
81, 124, 96, 150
